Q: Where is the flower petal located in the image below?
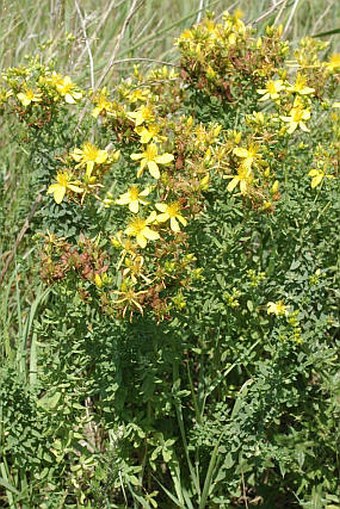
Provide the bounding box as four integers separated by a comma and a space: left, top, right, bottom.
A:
147, 211, 158, 223
137, 167, 144, 178
50, 184, 66, 204
311, 175, 323, 188
131, 153, 143, 161
143, 227, 160, 241
240, 180, 248, 194
95, 150, 108, 164
67, 184, 83, 193
170, 217, 180, 232
155, 153, 174, 165
71, 149, 83, 162
156, 213, 169, 223
86, 160, 95, 177
65, 93, 76, 104
233, 147, 248, 158
299, 122, 309, 132
140, 188, 150, 197
147, 161, 160, 179
125, 225, 134, 236
178, 215, 187, 226
155, 203, 167, 212
136, 234, 147, 248
287, 123, 297, 134
227, 177, 239, 192
116, 193, 130, 205
129, 200, 139, 214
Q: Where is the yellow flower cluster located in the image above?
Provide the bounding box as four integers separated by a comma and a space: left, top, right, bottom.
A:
39, 71, 82, 104
90, 76, 225, 317
266, 301, 302, 343
3, 14, 337, 321
256, 75, 314, 134
64, 74, 211, 317
176, 11, 289, 101
115, 154, 186, 251
47, 142, 120, 204
308, 143, 337, 189
1, 63, 83, 118
219, 128, 281, 210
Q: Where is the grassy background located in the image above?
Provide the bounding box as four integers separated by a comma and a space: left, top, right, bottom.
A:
1, 0, 338, 81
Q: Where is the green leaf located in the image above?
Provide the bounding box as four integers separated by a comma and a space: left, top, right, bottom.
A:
0, 477, 20, 495
37, 391, 62, 411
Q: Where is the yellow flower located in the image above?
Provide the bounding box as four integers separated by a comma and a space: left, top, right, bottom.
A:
94, 272, 111, 288
127, 88, 149, 103
308, 169, 323, 188
125, 212, 160, 248
287, 74, 315, 95
131, 143, 174, 180
47, 171, 83, 204
232, 130, 242, 144
228, 33, 237, 46
177, 29, 194, 42
92, 88, 112, 118
123, 255, 151, 284
325, 53, 340, 73
17, 88, 42, 107
135, 124, 163, 144
233, 144, 262, 170
308, 168, 335, 188
232, 8, 245, 25
281, 106, 311, 134
257, 79, 285, 101
267, 301, 288, 316
51, 73, 82, 104
225, 166, 254, 194
250, 112, 265, 125
199, 173, 210, 191
71, 142, 109, 178
127, 105, 155, 126
116, 186, 150, 213
111, 232, 138, 267
155, 202, 187, 232
271, 180, 280, 194
172, 291, 187, 310
94, 273, 103, 288
112, 281, 147, 317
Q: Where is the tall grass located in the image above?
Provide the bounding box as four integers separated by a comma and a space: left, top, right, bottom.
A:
1, 1, 338, 80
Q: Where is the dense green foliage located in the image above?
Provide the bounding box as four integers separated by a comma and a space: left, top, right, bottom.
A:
0, 4, 339, 509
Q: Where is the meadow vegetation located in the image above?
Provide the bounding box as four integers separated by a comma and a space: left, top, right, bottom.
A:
0, 1, 339, 507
